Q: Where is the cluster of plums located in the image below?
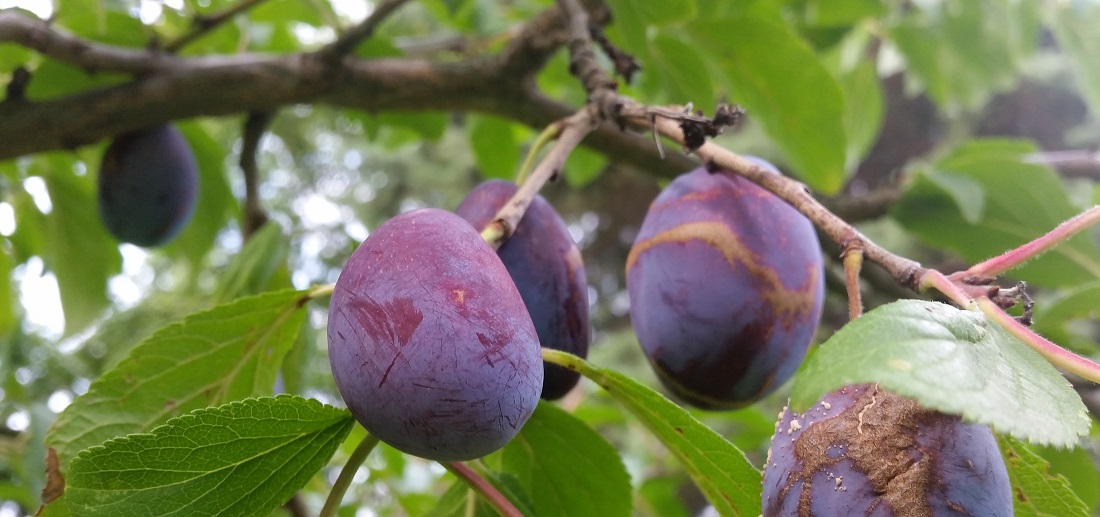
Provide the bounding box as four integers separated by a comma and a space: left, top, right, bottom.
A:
325, 157, 1011, 513
97, 124, 199, 247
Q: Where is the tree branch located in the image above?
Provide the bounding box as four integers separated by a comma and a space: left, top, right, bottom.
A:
240, 111, 273, 239
0, 11, 176, 75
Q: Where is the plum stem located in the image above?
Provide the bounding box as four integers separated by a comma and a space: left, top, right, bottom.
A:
842, 242, 865, 320
480, 109, 596, 249
320, 431, 380, 517
964, 205, 1100, 278
304, 283, 336, 301
442, 461, 525, 517
514, 123, 564, 185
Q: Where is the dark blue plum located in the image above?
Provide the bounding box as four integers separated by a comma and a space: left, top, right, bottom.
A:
97, 124, 198, 247
455, 180, 590, 400
763, 384, 1012, 516
626, 160, 824, 409
327, 208, 543, 461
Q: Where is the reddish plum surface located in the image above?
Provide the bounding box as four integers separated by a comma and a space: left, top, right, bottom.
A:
327, 208, 543, 461
455, 180, 590, 400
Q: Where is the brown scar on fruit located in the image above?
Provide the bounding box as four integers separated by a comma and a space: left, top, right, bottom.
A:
452, 289, 465, 304
782, 386, 941, 517
626, 221, 819, 319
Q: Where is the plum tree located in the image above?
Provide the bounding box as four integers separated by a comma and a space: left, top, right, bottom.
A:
626, 161, 825, 409
763, 384, 1012, 516
327, 208, 543, 461
97, 124, 199, 247
455, 179, 590, 400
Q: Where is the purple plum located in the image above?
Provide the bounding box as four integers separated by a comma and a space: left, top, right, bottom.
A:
763, 384, 1012, 516
327, 208, 543, 461
626, 160, 824, 409
97, 124, 198, 247
455, 179, 590, 400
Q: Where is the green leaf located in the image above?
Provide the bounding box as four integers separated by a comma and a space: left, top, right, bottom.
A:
562, 145, 607, 189
25, 58, 126, 101
1032, 283, 1100, 354
603, 0, 697, 54
835, 57, 883, 171
892, 139, 1100, 288
563, 354, 761, 516
648, 31, 715, 107
469, 115, 520, 180
66, 396, 354, 517
689, 16, 847, 193
427, 481, 495, 517
0, 238, 16, 336
212, 223, 290, 303
789, 299, 1089, 447
886, 0, 1037, 112
638, 476, 692, 517
998, 434, 1090, 517
162, 121, 237, 269
53, 10, 148, 47
358, 111, 450, 144
502, 403, 632, 517
1047, 3, 1100, 117
803, 0, 884, 27
46, 289, 310, 468
40, 159, 122, 333
888, 0, 1034, 112
1037, 443, 1100, 513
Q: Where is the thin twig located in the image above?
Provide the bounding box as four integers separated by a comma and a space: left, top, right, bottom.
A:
557, 0, 617, 111
480, 109, 597, 246
164, 0, 271, 53
442, 462, 524, 517
240, 111, 274, 240
1026, 150, 1100, 180
320, 0, 414, 61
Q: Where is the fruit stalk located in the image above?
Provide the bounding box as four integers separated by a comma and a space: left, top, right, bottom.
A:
480, 109, 595, 248
964, 204, 1100, 278
443, 461, 525, 517
320, 432, 380, 517
842, 243, 865, 320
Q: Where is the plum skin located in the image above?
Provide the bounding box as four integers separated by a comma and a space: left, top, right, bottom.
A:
327, 208, 543, 461
97, 124, 199, 247
455, 179, 590, 401
763, 384, 1012, 517
625, 160, 824, 409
